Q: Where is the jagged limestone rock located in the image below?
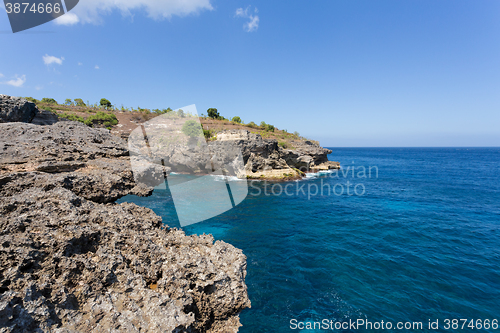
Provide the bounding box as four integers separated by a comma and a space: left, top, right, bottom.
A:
0, 121, 250, 332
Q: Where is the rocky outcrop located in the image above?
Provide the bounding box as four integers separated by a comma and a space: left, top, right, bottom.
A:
0, 122, 150, 203
213, 130, 339, 179
0, 121, 250, 332
0, 95, 38, 123
130, 128, 339, 180
31, 110, 60, 126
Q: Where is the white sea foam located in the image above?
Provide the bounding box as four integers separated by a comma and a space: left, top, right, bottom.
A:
212, 174, 245, 182
304, 169, 337, 179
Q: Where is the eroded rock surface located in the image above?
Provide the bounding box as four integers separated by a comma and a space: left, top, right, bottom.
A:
0, 121, 250, 332
0, 122, 151, 203
0, 96, 38, 124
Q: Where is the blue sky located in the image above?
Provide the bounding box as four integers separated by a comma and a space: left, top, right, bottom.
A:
1, 0, 499, 147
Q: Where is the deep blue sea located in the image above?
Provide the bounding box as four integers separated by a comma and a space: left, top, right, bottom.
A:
119, 148, 500, 332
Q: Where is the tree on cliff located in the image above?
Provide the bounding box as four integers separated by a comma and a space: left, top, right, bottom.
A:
100, 98, 112, 109
182, 120, 203, 138
74, 98, 86, 107
207, 108, 220, 119
41, 98, 57, 104
232, 116, 242, 123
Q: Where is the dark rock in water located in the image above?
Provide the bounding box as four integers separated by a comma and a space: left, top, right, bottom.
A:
0, 121, 250, 332
0, 95, 38, 123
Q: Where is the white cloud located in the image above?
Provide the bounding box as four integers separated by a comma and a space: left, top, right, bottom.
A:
5, 75, 26, 87
235, 6, 259, 32
78, 62, 83, 66
245, 15, 259, 32
35, 85, 43, 90
55, 12, 79, 25
95, 65, 100, 69
0, 73, 4, 78
43, 54, 64, 65
235, 8, 246, 17
56, 0, 213, 25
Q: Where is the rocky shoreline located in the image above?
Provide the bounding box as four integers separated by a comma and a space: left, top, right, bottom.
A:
0, 96, 250, 332
0, 95, 338, 332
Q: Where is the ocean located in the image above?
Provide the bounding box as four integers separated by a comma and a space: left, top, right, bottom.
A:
118, 148, 500, 332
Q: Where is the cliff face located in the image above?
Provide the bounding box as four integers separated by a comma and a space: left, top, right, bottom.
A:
212, 130, 339, 179
128, 126, 338, 182
0, 122, 250, 332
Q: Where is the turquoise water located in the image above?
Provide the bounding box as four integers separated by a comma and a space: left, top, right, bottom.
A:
119, 148, 500, 332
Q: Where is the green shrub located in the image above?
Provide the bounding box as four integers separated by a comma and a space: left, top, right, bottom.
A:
100, 98, 112, 109
207, 108, 219, 119
246, 121, 257, 128
232, 116, 242, 123
266, 124, 275, 132
260, 121, 267, 128
24, 97, 39, 104
41, 98, 57, 104
203, 129, 213, 140
278, 141, 288, 149
182, 120, 203, 137
43, 106, 53, 112
64, 99, 73, 106
84, 111, 118, 128
59, 113, 85, 123
293, 168, 305, 176
177, 109, 185, 118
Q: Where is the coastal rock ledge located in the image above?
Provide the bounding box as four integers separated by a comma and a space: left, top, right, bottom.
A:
0, 122, 251, 332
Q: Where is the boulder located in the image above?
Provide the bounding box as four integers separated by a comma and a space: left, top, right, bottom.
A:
0, 95, 38, 123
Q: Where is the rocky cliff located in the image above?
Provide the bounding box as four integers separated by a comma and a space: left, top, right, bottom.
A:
128, 127, 339, 183
126, 117, 338, 183
213, 130, 339, 180
0, 121, 251, 332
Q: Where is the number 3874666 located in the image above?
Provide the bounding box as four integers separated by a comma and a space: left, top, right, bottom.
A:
5, 2, 62, 14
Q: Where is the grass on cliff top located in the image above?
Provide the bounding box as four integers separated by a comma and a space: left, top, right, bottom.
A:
25, 97, 319, 147
199, 118, 317, 148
